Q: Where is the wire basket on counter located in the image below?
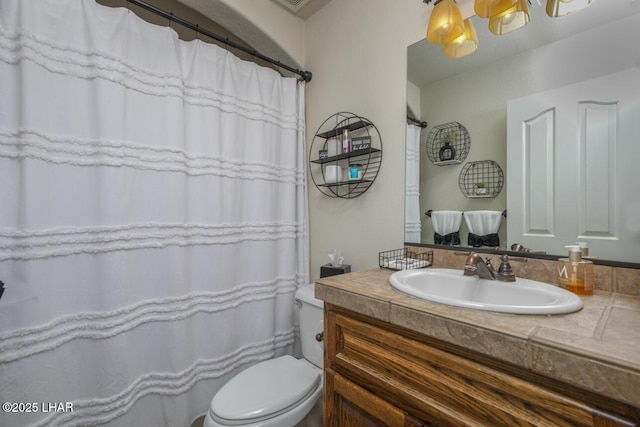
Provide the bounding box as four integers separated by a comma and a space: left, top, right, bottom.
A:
379, 248, 433, 271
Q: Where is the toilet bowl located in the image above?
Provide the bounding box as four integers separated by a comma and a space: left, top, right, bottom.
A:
204, 284, 324, 427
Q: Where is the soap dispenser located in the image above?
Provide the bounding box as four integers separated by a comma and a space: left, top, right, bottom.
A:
557, 245, 593, 295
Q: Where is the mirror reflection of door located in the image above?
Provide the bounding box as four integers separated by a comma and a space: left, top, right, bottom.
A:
407, 2, 640, 263
507, 68, 640, 262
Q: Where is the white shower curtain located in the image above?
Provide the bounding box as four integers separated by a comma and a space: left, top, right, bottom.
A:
405, 124, 422, 243
0, 1, 308, 426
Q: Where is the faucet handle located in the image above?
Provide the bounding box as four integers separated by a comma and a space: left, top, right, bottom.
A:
497, 255, 516, 282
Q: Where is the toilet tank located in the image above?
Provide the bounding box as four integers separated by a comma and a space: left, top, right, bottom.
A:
295, 284, 324, 369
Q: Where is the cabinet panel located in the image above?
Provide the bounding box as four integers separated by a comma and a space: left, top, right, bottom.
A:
325, 368, 424, 427
325, 307, 636, 427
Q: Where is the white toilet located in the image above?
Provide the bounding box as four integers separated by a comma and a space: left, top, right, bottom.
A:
204, 284, 324, 427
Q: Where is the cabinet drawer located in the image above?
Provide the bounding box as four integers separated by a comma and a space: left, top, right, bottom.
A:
325, 368, 425, 427
327, 310, 621, 427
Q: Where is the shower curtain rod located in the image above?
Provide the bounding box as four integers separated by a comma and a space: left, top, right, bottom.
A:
407, 115, 427, 128
125, 0, 313, 82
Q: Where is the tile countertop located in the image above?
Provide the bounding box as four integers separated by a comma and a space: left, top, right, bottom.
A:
315, 268, 640, 409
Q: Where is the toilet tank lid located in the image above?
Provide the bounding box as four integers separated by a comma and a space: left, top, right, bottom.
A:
210, 355, 321, 422
295, 284, 323, 308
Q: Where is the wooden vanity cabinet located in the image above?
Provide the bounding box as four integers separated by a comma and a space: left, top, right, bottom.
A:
323, 304, 638, 427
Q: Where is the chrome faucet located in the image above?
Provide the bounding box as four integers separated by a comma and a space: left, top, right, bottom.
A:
464, 253, 516, 282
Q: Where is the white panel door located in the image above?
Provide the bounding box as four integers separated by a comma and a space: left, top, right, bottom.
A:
507, 68, 640, 262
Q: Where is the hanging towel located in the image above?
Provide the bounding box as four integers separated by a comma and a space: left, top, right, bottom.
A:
464, 210, 503, 247
431, 211, 463, 245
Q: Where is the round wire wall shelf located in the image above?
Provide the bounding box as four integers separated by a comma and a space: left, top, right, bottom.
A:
425, 121, 470, 166
309, 112, 382, 199
459, 160, 504, 199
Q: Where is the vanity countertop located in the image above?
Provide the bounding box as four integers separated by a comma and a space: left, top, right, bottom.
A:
315, 268, 640, 409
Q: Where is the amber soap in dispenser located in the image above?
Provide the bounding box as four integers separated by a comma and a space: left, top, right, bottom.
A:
557, 245, 593, 295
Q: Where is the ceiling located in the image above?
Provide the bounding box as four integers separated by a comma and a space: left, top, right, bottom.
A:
271, 0, 333, 19
408, 0, 638, 87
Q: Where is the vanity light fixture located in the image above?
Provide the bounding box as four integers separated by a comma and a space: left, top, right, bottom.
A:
423, 0, 595, 58
474, 0, 501, 18
426, 0, 465, 45
488, 0, 530, 35
443, 19, 479, 58
546, 0, 592, 17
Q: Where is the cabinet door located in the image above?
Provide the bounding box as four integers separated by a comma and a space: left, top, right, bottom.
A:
325, 368, 424, 427
326, 308, 638, 427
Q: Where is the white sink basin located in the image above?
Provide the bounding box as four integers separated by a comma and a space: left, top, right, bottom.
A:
389, 268, 583, 315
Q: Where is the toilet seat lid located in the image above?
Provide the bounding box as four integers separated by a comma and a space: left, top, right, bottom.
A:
211, 355, 321, 423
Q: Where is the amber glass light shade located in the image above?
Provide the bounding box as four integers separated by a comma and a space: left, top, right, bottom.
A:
474, 0, 501, 18
488, 0, 530, 35
443, 19, 479, 59
546, 0, 592, 17
427, 0, 465, 45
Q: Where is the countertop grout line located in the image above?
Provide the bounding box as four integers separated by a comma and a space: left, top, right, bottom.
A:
593, 293, 615, 340
524, 327, 541, 371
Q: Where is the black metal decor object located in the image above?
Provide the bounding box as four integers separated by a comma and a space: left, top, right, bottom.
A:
379, 248, 433, 270
425, 121, 470, 166
458, 160, 504, 198
309, 112, 382, 199
439, 141, 456, 162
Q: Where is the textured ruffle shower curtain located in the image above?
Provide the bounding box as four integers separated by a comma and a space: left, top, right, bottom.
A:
0, 1, 308, 426
405, 124, 422, 243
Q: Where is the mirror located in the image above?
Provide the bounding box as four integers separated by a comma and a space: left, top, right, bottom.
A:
406, 1, 640, 263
